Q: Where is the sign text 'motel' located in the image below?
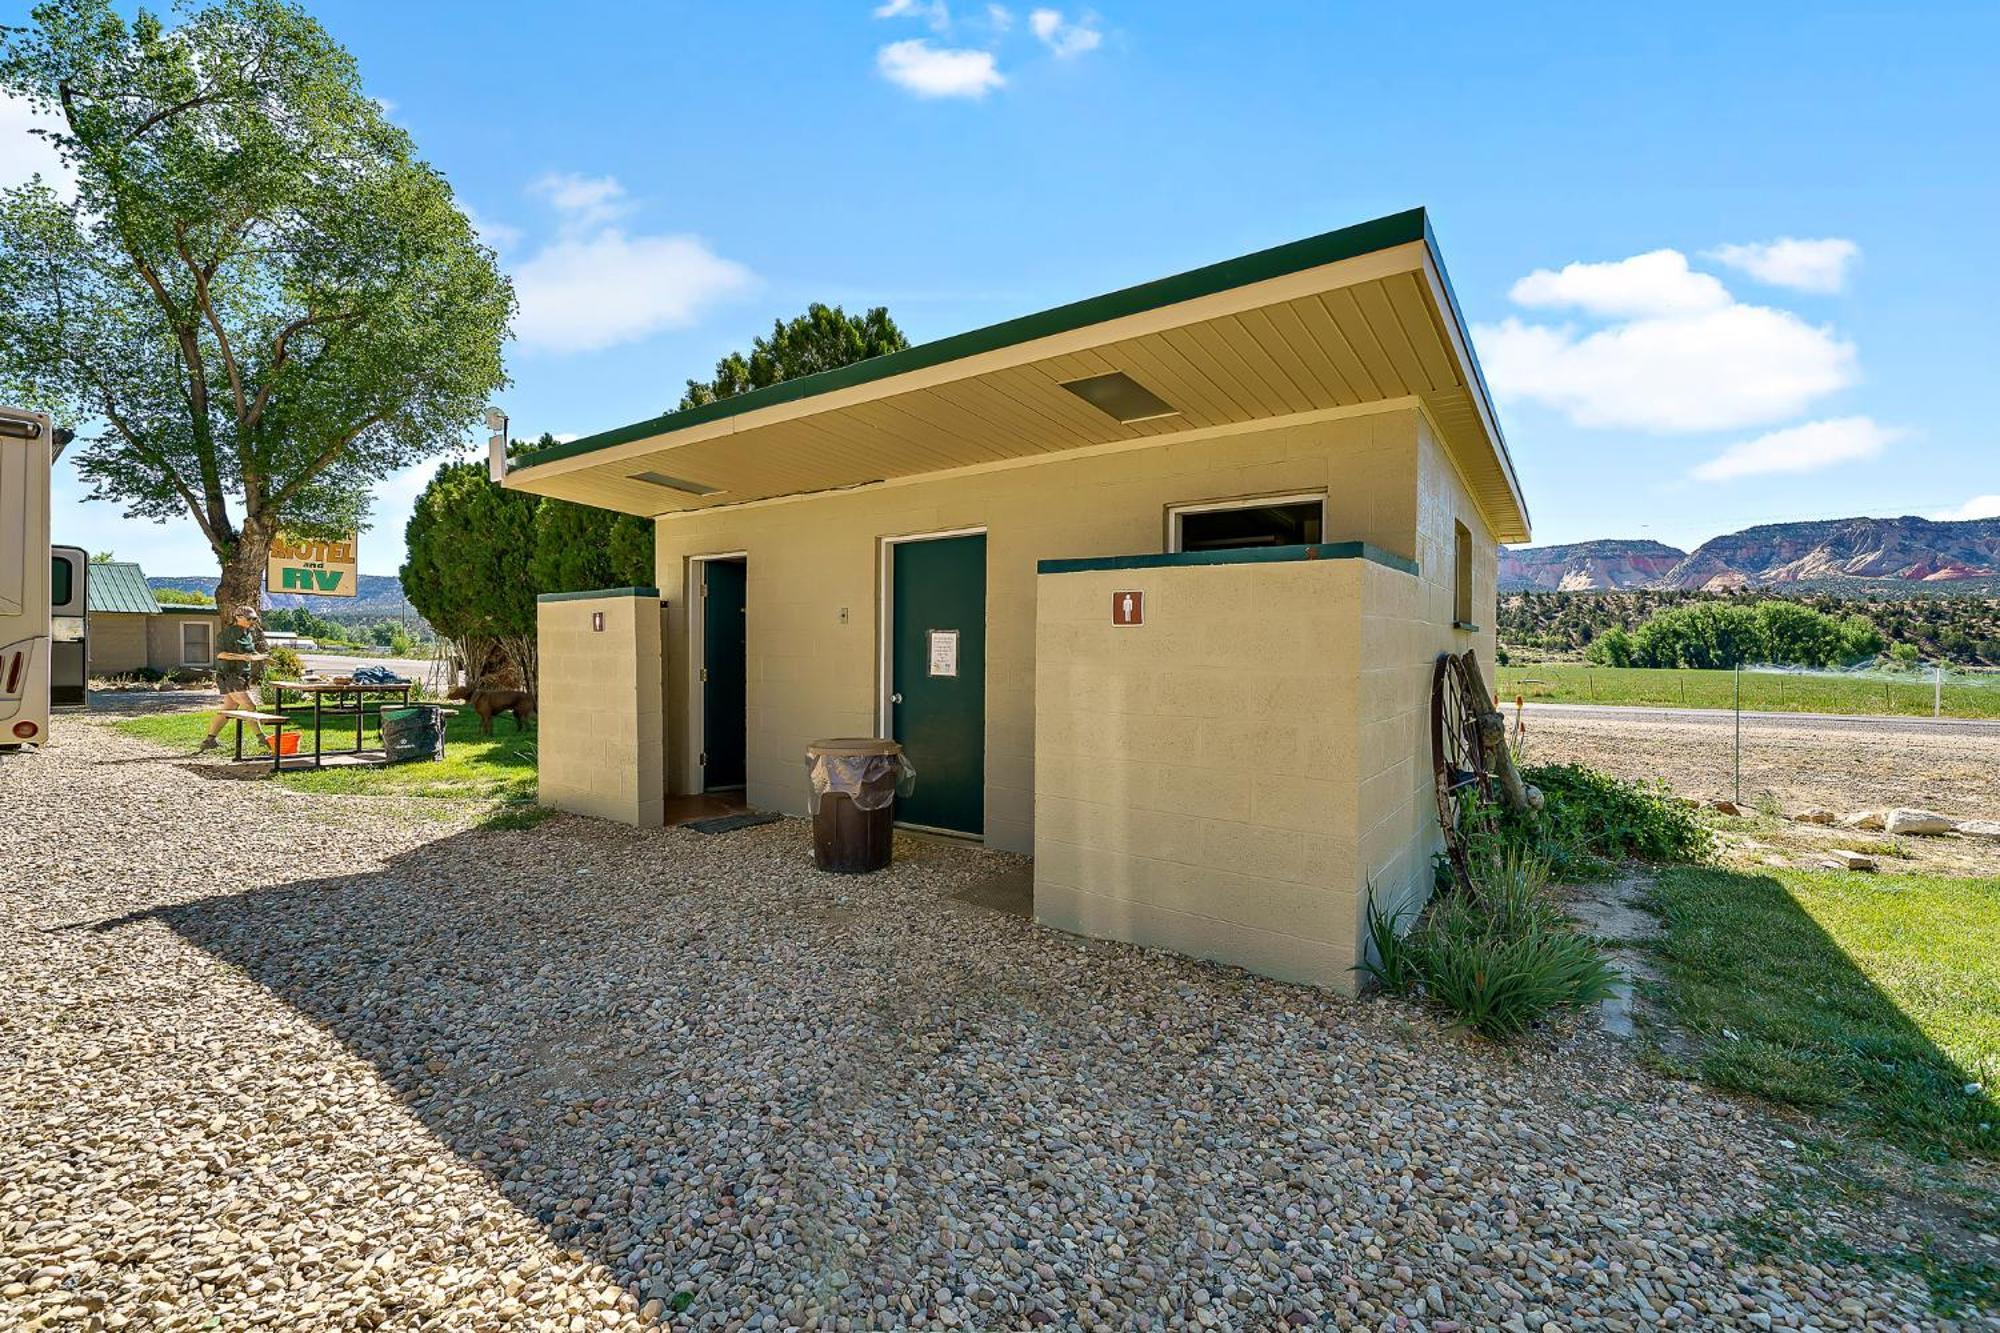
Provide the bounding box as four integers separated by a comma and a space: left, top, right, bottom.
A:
266, 533, 359, 599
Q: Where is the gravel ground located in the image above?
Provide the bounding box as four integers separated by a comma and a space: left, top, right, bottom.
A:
2, 717, 1988, 1330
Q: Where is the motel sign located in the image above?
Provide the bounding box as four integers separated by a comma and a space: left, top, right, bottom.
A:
266, 533, 359, 598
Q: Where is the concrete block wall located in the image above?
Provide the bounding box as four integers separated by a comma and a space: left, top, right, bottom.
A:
536, 590, 666, 826
87, 613, 149, 676
652, 407, 1425, 851
1033, 556, 1372, 990
1351, 413, 1506, 944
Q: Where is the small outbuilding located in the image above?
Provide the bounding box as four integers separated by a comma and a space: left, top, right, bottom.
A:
508, 208, 1529, 990
84, 561, 222, 678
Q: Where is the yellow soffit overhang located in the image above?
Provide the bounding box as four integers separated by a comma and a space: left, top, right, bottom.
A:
506, 212, 1529, 543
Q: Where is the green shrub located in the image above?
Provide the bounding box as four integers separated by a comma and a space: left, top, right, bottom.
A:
1413, 909, 1621, 1039
266, 645, 305, 683
1358, 848, 1620, 1039
1468, 764, 1709, 878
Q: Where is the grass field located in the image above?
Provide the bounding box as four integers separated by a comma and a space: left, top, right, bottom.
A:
1648, 865, 1999, 1159
1497, 662, 2000, 719
113, 706, 539, 808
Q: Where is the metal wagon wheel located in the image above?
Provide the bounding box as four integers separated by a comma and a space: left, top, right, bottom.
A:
1431, 651, 1494, 892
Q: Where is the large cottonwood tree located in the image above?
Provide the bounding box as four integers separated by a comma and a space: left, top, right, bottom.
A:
0, 0, 512, 615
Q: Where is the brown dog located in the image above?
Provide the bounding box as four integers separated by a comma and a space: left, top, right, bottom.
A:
448, 684, 537, 735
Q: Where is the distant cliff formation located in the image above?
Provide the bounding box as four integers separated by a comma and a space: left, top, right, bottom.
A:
1500, 517, 2000, 591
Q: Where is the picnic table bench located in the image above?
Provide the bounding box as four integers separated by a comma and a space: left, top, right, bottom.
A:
216, 709, 291, 773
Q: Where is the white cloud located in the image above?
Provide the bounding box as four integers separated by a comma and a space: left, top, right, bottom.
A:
1706, 237, 1859, 294
0, 91, 76, 196
508, 172, 753, 355
873, 0, 951, 28
1477, 302, 1858, 433
530, 172, 629, 229
1508, 249, 1730, 319
1029, 7, 1102, 56
514, 229, 753, 354
1689, 416, 1902, 482
876, 39, 1006, 98
1933, 493, 2000, 522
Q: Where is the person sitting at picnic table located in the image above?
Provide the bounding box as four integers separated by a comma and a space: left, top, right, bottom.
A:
200, 605, 272, 752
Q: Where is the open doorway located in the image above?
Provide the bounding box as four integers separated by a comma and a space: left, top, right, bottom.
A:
690, 554, 747, 792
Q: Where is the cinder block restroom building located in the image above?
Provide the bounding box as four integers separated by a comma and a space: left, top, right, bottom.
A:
507, 208, 1529, 990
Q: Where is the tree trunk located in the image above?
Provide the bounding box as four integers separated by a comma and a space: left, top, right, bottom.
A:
213, 524, 273, 620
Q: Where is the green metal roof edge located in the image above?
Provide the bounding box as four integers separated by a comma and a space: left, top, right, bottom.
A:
511, 208, 1434, 473
1037, 542, 1418, 577
536, 586, 662, 603
85, 561, 161, 615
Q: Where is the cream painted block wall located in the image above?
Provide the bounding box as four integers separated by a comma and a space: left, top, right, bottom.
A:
1350, 414, 1506, 950
88, 613, 149, 675
537, 593, 666, 826
148, 613, 218, 671
1033, 557, 1393, 991
652, 408, 1425, 852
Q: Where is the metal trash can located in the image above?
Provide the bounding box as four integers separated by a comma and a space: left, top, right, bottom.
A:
805, 737, 914, 873
382, 704, 446, 765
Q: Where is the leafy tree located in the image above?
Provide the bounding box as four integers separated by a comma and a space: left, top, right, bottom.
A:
679, 303, 908, 409
400, 455, 538, 691
1585, 626, 1634, 667
1627, 603, 1764, 669
0, 0, 512, 620
529, 500, 654, 593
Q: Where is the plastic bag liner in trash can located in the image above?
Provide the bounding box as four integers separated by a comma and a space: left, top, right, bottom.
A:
382, 705, 446, 764
806, 738, 916, 813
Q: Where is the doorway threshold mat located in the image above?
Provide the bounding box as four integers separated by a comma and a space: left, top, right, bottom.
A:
681, 811, 783, 835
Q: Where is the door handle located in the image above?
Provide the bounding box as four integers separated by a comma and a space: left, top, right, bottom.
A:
890, 692, 903, 704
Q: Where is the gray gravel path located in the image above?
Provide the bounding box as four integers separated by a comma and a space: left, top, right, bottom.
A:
0, 717, 1979, 1330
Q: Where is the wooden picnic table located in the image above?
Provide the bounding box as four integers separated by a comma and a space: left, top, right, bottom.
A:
264, 677, 418, 768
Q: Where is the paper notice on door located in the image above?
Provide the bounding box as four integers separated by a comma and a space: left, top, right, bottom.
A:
927, 629, 960, 678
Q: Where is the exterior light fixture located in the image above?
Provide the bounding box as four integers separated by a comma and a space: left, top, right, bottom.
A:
484, 406, 508, 483
630, 471, 723, 496
1059, 371, 1179, 424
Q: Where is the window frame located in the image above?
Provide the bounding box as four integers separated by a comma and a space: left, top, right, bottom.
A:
180, 620, 213, 667
1452, 519, 1476, 630
1164, 491, 1328, 554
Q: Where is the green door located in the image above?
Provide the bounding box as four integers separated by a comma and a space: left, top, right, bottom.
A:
701, 559, 747, 789
891, 534, 985, 836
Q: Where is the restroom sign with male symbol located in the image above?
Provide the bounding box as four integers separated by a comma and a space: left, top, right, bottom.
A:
1111, 590, 1143, 627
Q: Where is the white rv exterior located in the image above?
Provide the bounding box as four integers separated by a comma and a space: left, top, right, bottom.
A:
1, 407, 56, 747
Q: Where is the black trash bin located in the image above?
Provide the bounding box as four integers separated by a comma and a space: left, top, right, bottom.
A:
805, 738, 912, 873
382, 704, 446, 764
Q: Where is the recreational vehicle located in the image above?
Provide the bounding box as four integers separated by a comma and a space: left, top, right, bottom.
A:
1, 406, 85, 749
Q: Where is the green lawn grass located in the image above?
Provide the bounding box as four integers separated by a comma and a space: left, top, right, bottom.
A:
1497, 662, 2000, 719
113, 705, 538, 805
1647, 865, 2000, 1159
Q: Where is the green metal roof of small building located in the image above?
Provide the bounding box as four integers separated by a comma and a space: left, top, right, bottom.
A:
86, 561, 161, 615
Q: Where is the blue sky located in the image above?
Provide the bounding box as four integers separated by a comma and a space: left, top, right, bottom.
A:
6, 0, 1997, 575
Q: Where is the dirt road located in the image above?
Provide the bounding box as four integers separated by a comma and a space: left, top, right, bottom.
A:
1520, 702, 2000, 819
